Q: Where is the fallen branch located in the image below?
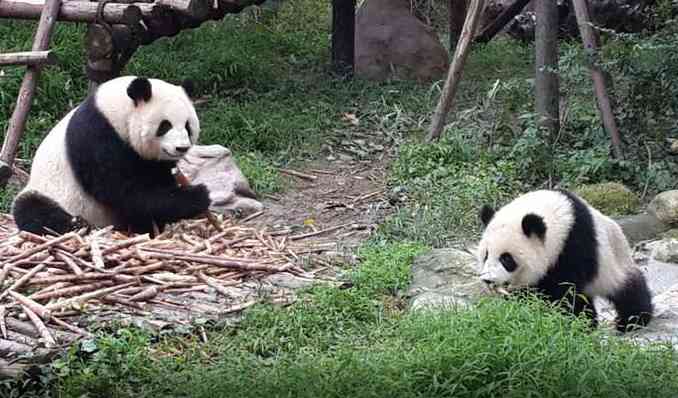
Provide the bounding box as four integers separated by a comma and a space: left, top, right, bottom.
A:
22, 305, 56, 347
279, 168, 318, 181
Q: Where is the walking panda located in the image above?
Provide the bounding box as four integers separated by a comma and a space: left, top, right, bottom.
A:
12, 76, 212, 235
477, 189, 653, 333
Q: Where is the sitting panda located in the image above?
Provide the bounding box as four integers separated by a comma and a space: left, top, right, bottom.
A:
11, 75, 212, 236
477, 189, 653, 333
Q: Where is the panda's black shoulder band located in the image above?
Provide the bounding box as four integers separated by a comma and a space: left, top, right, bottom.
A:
127, 77, 152, 105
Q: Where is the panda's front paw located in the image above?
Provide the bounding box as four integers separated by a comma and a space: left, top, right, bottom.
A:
71, 215, 91, 232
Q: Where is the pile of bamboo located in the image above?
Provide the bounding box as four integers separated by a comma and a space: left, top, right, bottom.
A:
0, 212, 344, 362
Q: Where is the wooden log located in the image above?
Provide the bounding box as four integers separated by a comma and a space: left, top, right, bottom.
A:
331, 0, 355, 77
571, 0, 623, 159
0, 0, 153, 24
427, 0, 486, 142
475, 0, 531, 43
0, 0, 62, 186
0, 50, 57, 66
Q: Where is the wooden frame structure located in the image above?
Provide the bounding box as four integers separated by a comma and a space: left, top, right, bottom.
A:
0, 0, 357, 186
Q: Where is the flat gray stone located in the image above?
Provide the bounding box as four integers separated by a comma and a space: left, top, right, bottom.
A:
406, 248, 486, 311
648, 190, 678, 225
615, 213, 668, 246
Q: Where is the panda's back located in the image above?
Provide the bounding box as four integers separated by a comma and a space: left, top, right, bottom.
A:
22, 105, 117, 228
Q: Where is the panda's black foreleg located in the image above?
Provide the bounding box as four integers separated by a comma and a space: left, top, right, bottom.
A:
549, 285, 598, 330
121, 183, 211, 233
607, 269, 654, 333
12, 191, 87, 235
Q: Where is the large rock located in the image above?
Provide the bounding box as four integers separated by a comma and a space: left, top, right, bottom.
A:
355, 0, 449, 82
178, 145, 263, 216
648, 190, 678, 225
406, 248, 486, 311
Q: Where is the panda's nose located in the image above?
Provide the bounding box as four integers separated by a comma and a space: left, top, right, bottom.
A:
175, 146, 190, 153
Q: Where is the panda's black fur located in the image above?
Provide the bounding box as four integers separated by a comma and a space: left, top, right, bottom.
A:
12, 76, 211, 236
479, 189, 654, 333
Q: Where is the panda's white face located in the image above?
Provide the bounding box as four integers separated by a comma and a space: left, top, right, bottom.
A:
94, 76, 201, 161
477, 190, 575, 290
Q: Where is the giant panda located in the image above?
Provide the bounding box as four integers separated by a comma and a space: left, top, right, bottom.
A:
11, 75, 212, 236
477, 188, 653, 333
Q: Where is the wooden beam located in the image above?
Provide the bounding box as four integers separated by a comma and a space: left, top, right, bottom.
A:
0, 0, 156, 24
427, 0, 486, 142
572, 0, 623, 159
535, 0, 560, 135
0, 50, 57, 66
331, 0, 355, 77
475, 0, 531, 43
0, 0, 62, 185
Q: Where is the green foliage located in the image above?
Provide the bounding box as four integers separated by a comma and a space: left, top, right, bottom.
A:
575, 182, 641, 216
234, 151, 282, 195
352, 241, 427, 296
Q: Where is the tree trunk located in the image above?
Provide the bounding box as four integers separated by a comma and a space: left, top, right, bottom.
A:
449, 0, 467, 50
535, 0, 560, 136
572, 0, 623, 159
331, 0, 355, 77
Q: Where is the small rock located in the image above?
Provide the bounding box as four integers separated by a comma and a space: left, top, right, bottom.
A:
575, 182, 639, 216
648, 190, 678, 224
670, 139, 678, 154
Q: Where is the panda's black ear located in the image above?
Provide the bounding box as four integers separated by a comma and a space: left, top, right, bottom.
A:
480, 205, 495, 227
522, 213, 546, 241
180, 79, 195, 98
127, 77, 152, 106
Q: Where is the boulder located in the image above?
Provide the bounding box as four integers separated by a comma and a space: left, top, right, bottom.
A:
178, 145, 263, 216
648, 190, 678, 225
355, 0, 449, 82
406, 248, 486, 311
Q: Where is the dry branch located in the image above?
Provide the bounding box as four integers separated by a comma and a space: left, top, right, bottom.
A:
9, 291, 52, 320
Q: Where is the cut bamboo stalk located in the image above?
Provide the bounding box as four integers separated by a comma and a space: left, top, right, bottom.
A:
9, 291, 52, 320
45, 282, 136, 310
29, 281, 114, 301
21, 305, 56, 347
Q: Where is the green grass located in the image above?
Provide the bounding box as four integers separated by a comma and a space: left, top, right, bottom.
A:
8, 240, 677, 398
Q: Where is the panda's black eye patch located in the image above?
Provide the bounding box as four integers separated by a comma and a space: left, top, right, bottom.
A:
157, 120, 172, 136
499, 253, 517, 272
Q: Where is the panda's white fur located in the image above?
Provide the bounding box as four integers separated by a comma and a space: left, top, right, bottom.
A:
477, 189, 653, 333
12, 76, 211, 236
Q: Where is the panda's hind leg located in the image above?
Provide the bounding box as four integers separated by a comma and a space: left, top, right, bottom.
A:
607, 269, 654, 333
11, 190, 87, 235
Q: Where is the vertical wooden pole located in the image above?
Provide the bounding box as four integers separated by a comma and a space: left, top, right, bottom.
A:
572, 0, 623, 159
535, 0, 560, 136
331, 0, 355, 77
0, 0, 62, 185
427, 0, 486, 142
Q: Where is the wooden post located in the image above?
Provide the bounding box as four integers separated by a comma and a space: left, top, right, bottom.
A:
572, 0, 623, 159
475, 0, 531, 43
427, 0, 486, 142
535, 0, 560, 135
449, 0, 468, 50
331, 0, 355, 77
0, 0, 62, 185
0, 50, 57, 66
